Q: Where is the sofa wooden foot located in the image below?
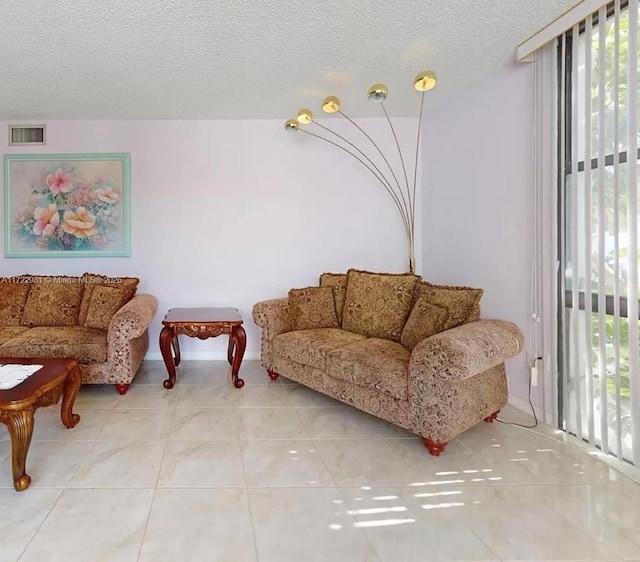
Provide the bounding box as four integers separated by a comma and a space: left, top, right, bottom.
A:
483, 410, 500, 423
114, 384, 130, 395
423, 438, 447, 456
267, 370, 279, 382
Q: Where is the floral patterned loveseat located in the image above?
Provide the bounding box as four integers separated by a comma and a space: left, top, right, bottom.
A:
0, 273, 157, 394
253, 269, 524, 455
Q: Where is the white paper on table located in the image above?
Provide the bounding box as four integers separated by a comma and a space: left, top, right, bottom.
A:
0, 364, 43, 390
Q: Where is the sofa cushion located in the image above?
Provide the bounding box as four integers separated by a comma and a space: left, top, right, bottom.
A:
78, 273, 140, 325
0, 326, 107, 363
400, 297, 451, 351
0, 279, 31, 325
319, 272, 347, 325
326, 338, 411, 400
288, 287, 339, 331
0, 326, 30, 345
21, 277, 85, 327
342, 269, 419, 341
413, 281, 483, 330
272, 328, 366, 370
84, 285, 133, 330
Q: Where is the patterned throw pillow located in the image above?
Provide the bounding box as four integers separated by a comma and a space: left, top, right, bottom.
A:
341, 269, 419, 341
400, 297, 451, 351
84, 285, 133, 330
288, 287, 339, 331
413, 281, 483, 329
0, 279, 31, 326
21, 277, 85, 326
319, 272, 347, 325
78, 272, 139, 325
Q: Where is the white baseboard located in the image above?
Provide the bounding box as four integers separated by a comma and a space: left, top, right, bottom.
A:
145, 350, 260, 361
508, 394, 554, 426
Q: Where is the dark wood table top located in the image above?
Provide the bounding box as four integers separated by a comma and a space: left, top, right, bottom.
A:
0, 358, 77, 404
163, 307, 242, 325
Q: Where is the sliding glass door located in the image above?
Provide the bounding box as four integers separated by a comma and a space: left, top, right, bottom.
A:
558, 0, 640, 465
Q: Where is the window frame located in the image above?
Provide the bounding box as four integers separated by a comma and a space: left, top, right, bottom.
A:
558, 0, 639, 322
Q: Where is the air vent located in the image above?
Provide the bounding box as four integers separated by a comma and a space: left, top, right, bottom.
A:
9, 125, 46, 146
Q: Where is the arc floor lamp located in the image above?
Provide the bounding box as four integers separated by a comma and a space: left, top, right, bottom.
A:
284, 70, 437, 274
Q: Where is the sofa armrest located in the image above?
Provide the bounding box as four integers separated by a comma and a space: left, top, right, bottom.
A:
409, 319, 524, 382
108, 294, 158, 340
252, 298, 291, 339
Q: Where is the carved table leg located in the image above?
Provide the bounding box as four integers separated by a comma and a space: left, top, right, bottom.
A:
423, 438, 447, 457
6, 408, 35, 491
160, 326, 177, 389
61, 365, 82, 428
229, 325, 246, 388
483, 410, 500, 423
227, 335, 235, 365
172, 335, 181, 366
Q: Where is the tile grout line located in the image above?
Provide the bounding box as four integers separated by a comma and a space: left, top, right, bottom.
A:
502, 483, 629, 561
459, 514, 504, 562
17, 396, 111, 560
233, 396, 261, 562
16, 487, 65, 561
134, 385, 177, 561
134, 445, 168, 561
305, 414, 383, 562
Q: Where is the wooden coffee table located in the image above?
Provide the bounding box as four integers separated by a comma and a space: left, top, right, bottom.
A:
159, 307, 246, 389
0, 358, 82, 491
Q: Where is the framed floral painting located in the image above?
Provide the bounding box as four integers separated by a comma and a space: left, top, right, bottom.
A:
4, 153, 130, 258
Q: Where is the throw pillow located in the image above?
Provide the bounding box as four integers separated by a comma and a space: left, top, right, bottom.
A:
21, 277, 85, 326
84, 285, 133, 330
342, 269, 419, 341
400, 297, 451, 350
413, 281, 483, 329
0, 279, 31, 325
319, 272, 347, 325
288, 287, 339, 331
78, 272, 139, 325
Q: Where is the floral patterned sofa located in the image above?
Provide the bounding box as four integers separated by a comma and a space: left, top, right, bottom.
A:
0, 273, 157, 394
253, 269, 524, 455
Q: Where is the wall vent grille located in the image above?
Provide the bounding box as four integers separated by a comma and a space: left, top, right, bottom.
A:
9, 125, 46, 145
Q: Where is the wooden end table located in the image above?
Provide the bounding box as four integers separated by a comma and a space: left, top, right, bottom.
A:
0, 358, 82, 491
159, 307, 246, 389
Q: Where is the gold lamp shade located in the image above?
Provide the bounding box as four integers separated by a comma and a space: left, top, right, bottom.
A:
367, 83, 388, 102
321, 96, 341, 113
284, 119, 299, 131
414, 70, 437, 92
297, 108, 313, 124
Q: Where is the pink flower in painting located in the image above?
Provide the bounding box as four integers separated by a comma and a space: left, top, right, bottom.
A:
62, 207, 98, 238
46, 168, 73, 194
93, 186, 119, 203
32, 204, 60, 236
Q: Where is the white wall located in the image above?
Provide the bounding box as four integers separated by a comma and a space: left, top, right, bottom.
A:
1, 118, 419, 361
421, 63, 537, 405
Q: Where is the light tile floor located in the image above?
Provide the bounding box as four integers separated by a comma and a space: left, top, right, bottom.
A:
1, 360, 639, 562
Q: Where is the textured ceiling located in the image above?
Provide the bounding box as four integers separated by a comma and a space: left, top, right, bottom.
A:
0, 0, 582, 120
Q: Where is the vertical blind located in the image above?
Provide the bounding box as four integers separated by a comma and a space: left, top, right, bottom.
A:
558, 0, 640, 465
